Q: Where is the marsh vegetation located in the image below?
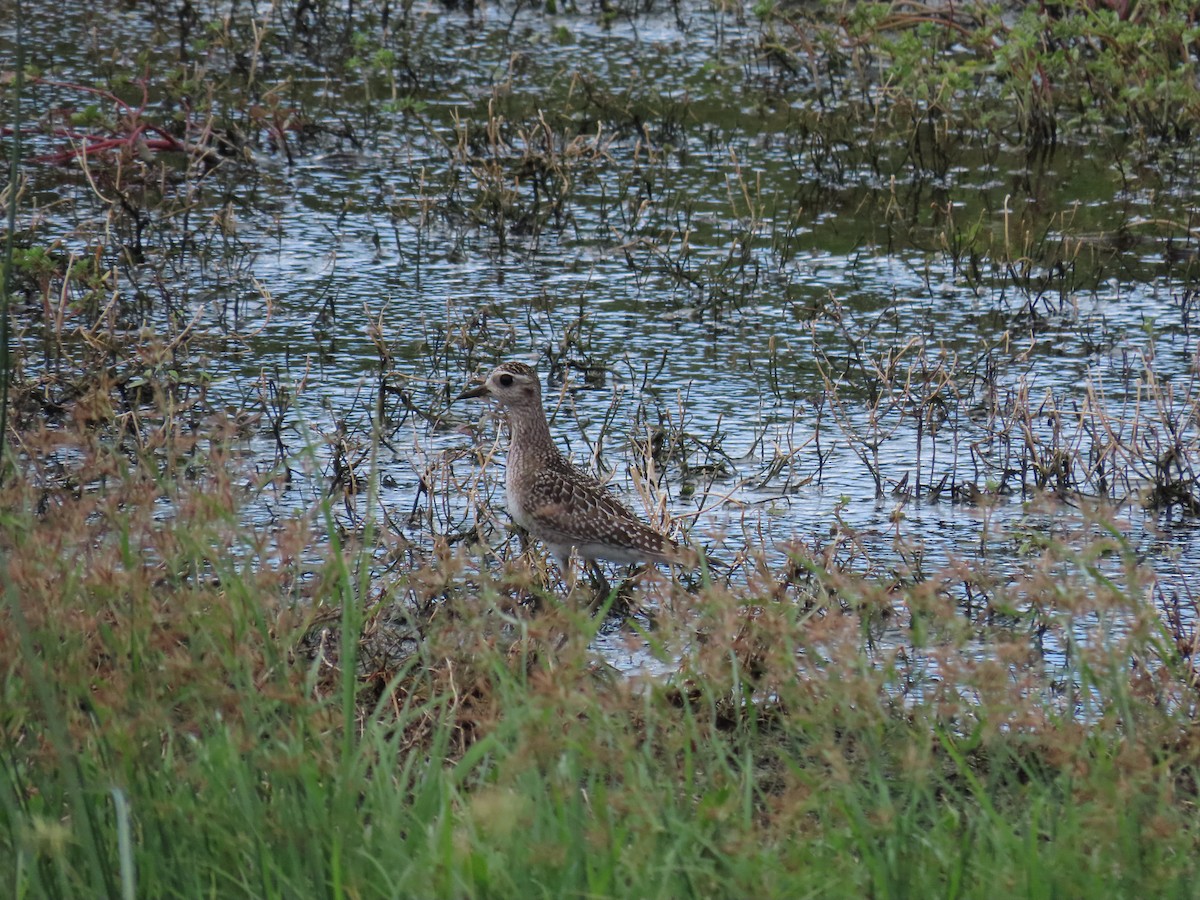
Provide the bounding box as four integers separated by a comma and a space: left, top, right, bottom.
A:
3, 0, 1200, 895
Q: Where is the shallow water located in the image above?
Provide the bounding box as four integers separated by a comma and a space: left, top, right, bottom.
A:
7, 0, 1200, 680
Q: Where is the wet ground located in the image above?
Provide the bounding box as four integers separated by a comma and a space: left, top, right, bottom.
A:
6, 0, 1200, 680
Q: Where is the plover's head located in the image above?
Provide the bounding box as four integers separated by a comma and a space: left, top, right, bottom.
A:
455, 361, 542, 409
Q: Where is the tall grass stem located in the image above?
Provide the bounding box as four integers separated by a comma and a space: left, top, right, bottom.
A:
0, 0, 24, 481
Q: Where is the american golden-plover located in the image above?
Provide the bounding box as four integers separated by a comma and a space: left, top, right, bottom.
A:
456, 361, 690, 586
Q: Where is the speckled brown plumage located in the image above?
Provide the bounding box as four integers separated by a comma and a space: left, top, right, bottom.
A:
456, 361, 686, 567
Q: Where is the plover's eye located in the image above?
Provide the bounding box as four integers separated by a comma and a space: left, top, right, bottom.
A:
498, 373, 514, 387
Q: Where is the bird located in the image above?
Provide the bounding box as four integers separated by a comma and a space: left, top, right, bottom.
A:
455, 361, 692, 591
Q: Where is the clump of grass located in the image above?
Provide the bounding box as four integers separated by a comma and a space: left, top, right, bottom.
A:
758, 0, 1200, 148
796, 293, 1200, 514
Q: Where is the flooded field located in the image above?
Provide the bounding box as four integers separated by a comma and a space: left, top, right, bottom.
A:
10, 3, 1200, 895
6, 0, 1200, 677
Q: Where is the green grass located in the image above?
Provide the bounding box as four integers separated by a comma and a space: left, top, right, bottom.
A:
2, 452, 1199, 899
